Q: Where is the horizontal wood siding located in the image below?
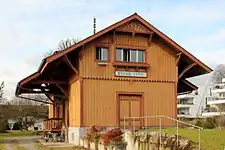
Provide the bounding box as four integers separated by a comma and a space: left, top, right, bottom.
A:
82, 79, 176, 127
69, 79, 81, 127
80, 33, 176, 82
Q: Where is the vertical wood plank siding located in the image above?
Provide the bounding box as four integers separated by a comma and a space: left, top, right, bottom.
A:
48, 104, 54, 118
69, 79, 81, 127
69, 31, 177, 127
83, 79, 176, 127
80, 33, 176, 81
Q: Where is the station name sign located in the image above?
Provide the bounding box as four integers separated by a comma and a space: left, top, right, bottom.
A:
115, 71, 147, 77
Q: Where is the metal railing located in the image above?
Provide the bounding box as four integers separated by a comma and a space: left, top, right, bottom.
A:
123, 115, 202, 150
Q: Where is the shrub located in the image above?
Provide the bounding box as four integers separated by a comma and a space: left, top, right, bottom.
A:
195, 119, 204, 127
215, 116, 225, 128
34, 127, 38, 131
84, 125, 102, 142
13, 121, 22, 130
204, 118, 217, 129
0, 119, 8, 133
101, 128, 123, 146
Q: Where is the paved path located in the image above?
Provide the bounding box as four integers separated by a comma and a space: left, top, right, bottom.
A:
3, 136, 40, 150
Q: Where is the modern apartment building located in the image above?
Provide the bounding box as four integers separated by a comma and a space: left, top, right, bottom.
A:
202, 79, 225, 117
178, 74, 213, 118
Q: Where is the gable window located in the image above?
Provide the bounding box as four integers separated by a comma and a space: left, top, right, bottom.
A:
96, 47, 108, 61
116, 48, 145, 63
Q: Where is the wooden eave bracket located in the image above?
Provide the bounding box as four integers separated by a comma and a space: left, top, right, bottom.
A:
178, 63, 197, 79
148, 32, 154, 46
45, 93, 55, 103
112, 30, 116, 43
63, 55, 78, 74
176, 52, 182, 66
132, 31, 135, 39
55, 84, 68, 97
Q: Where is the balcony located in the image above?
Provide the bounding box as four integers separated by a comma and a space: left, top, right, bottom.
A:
207, 97, 225, 105
202, 112, 225, 117
201, 107, 225, 117
44, 118, 63, 132
212, 84, 225, 94
177, 94, 195, 99
177, 104, 193, 108
177, 111, 190, 117
177, 99, 194, 107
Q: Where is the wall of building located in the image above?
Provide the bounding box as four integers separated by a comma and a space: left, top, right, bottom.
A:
69, 79, 81, 127
82, 79, 176, 127
79, 32, 177, 82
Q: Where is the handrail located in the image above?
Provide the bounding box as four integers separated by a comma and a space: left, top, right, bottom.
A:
44, 118, 63, 121
123, 115, 202, 150
124, 115, 202, 129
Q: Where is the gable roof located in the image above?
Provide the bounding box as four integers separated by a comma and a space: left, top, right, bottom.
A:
40, 13, 211, 73
16, 13, 212, 95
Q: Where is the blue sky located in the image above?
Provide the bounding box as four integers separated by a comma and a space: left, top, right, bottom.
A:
0, 0, 225, 98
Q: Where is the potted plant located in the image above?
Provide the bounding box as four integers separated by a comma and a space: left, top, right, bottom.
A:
84, 125, 102, 149
101, 128, 126, 150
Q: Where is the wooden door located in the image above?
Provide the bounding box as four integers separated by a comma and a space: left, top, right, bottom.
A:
117, 93, 143, 128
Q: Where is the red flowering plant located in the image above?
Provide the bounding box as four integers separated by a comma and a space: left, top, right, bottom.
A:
101, 128, 123, 146
84, 125, 104, 143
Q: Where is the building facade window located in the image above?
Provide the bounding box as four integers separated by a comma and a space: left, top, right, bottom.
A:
96, 47, 108, 61
116, 48, 145, 63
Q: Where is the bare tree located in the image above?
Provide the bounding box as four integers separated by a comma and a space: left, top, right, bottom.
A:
211, 64, 225, 84
45, 38, 79, 57
10, 96, 48, 130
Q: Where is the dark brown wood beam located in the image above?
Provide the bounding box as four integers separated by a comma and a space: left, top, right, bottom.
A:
44, 93, 54, 103
132, 31, 135, 38
148, 32, 154, 46
179, 63, 197, 79
181, 79, 198, 90
63, 55, 78, 74
176, 52, 182, 66
112, 30, 116, 43
32, 80, 68, 85
55, 84, 67, 97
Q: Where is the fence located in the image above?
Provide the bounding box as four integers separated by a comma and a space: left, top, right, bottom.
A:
123, 115, 202, 150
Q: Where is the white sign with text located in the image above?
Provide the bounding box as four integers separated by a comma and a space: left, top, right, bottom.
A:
115, 71, 147, 77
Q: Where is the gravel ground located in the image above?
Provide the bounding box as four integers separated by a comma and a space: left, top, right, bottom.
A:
3, 136, 40, 150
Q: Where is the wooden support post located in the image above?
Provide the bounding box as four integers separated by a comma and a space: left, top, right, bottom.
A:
178, 63, 197, 79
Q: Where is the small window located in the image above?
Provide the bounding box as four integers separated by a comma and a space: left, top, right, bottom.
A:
116, 49, 123, 61
96, 47, 108, 61
116, 48, 145, 63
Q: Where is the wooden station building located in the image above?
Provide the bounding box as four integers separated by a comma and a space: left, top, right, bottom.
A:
16, 13, 212, 144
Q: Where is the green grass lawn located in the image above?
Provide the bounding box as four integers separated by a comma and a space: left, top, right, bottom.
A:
147, 128, 225, 150
0, 130, 33, 138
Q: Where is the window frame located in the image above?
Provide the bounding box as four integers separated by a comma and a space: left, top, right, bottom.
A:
115, 45, 147, 64
95, 45, 109, 62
